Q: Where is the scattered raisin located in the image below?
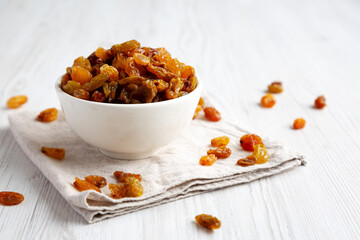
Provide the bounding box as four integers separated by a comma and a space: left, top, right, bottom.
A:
198, 97, 205, 108
261, 93, 276, 108
0, 191, 24, 206
195, 214, 221, 230
237, 155, 257, 167
207, 147, 231, 159
114, 171, 142, 182
7, 95, 28, 109
252, 144, 269, 164
240, 134, 263, 151
41, 147, 65, 160
124, 177, 143, 197
314, 96, 326, 109
211, 136, 230, 147
84, 175, 107, 188
199, 154, 217, 166
73, 177, 101, 193
37, 108, 58, 122
109, 183, 127, 199
293, 118, 306, 129
203, 107, 221, 122
267, 82, 283, 93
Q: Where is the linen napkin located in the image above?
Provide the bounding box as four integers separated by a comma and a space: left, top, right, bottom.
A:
9, 110, 305, 223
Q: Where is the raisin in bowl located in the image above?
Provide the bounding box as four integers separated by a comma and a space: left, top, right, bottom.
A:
55, 40, 202, 159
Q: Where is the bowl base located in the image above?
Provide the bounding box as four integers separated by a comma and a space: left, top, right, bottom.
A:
99, 149, 158, 160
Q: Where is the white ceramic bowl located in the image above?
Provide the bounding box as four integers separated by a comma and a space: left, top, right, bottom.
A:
55, 77, 202, 159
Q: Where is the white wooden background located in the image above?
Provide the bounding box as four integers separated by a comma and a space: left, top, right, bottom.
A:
1, 0, 359, 239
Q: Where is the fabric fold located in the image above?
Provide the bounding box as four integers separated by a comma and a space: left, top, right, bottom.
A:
9, 110, 305, 223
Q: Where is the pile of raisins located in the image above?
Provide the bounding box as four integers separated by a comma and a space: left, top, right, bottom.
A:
60, 40, 198, 104
199, 136, 231, 166
73, 171, 143, 199
237, 134, 269, 166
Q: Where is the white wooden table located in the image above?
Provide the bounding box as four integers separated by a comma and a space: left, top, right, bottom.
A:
1, 0, 359, 239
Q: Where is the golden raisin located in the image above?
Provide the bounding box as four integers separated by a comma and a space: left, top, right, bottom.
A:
240, 134, 263, 151
114, 171, 142, 182
0, 191, 24, 206
211, 136, 230, 147
100, 64, 119, 81
73, 177, 101, 193
109, 183, 127, 199
7, 95, 28, 109
124, 177, 143, 197
261, 93, 276, 108
199, 154, 217, 166
71, 66, 93, 85
193, 105, 202, 119
37, 108, 58, 122
267, 82, 283, 93
237, 155, 257, 167
293, 118, 306, 129
41, 147, 65, 160
314, 96, 326, 109
73, 56, 92, 72
91, 91, 106, 102
73, 89, 90, 100
203, 107, 221, 122
207, 147, 231, 159
84, 175, 107, 188
195, 214, 221, 230
95, 47, 109, 60
133, 53, 150, 66
252, 144, 269, 164
181, 65, 195, 79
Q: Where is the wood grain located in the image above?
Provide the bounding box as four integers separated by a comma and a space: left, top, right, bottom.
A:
0, 0, 359, 239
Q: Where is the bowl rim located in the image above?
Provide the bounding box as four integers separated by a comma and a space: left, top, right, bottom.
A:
55, 75, 202, 108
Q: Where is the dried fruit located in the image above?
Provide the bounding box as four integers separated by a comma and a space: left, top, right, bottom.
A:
0, 191, 24, 206
37, 108, 58, 122
240, 134, 263, 151
252, 144, 269, 164
71, 66, 93, 85
237, 155, 257, 167
124, 177, 143, 197
73, 89, 90, 100
91, 91, 106, 102
261, 93, 276, 108
7, 95, 28, 109
207, 147, 231, 159
133, 53, 150, 66
41, 147, 65, 160
73, 56, 92, 72
203, 107, 221, 122
267, 82, 283, 93
84, 175, 107, 188
314, 96, 326, 109
293, 118, 306, 129
100, 64, 119, 82
109, 183, 127, 199
62, 80, 81, 95
211, 136, 230, 147
195, 214, 221, 230
199, 154, 217, 166
73, 177, 101, 193
114, 171, 142, 182
61, 40, 198, 103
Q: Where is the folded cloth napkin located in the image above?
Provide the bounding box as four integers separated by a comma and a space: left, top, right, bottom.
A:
9, 110, 305, 223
